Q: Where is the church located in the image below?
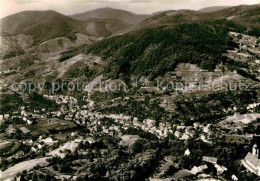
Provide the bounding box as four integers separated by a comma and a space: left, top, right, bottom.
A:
242, 144, 260, 176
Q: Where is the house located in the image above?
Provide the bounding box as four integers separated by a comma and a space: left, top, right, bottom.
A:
143, 119, 155, 128
21, 110, 27, 117
34, 109, 40, 113
247, 103, 260, 110
42, 137, 57, 145
242, 144, 260, 176
175, 130, 181, 138
31, 147, 37, 152
184, 149, 190, 156
86, 137, 95, 144
233, 113, 260, 124
214, 164, 227, 175
203, 124, 211, 133
4, 114, 9, 120
190, 165, 208, 175
103, 127, 109, 133
232, 174, 238, 181
237, 52, 251, 58
0, 115, 4, 124
27, 119, 33, 125
180, 133, 190, 140
57, 111, 62, 117
202, 156, 218, 164
12, 111, 19, 115
71, 132, 78, 137
23, 117, 27, 122
37, 144, 43, 149
64, 115, 72, 121
6, 125, 16, 135
177, 126, 186, 130
20, 127, 30, 134
119, 135, 140, 147
193, 122, 200, 128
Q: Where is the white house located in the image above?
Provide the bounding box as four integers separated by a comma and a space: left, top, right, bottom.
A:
27, 119, 33, 125
133, 117, 138, 122
174, 130, 181, 138
4, 114, 9, 119
71, 132, 78, 137
86, 137, 95, 144
42, 137, 57, 145
119, 135, 140, 147
37, 144, 43, 149
0, 117, 4, 125
190, 165, 208, 175
21, 110, 27, 117
143, 119, 155, 128
180, 133, 190, 140
20, 127, 30, 134
202, 156, 217, 164
214, 163, 227, 175
232, 174, 238, 181
193, 122, 200, 128
203, 124, 211, 133
184, 149, 190, 156
31, 147, 37, 152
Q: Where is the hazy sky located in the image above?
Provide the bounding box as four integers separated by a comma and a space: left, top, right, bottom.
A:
0, 0, 259, 18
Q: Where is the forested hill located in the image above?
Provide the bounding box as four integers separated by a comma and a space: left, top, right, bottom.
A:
83, 20, 246, 79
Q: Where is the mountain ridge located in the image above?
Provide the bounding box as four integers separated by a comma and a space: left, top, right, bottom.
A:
1, 4, 260, 60
0, 10, 131, 59
198, 6, 231, 13
69, 7, 149, 24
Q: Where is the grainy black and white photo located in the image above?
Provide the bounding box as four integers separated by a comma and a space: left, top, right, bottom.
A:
0, 0, 260, 180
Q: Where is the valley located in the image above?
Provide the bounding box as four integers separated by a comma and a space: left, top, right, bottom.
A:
0, 4, 260, 181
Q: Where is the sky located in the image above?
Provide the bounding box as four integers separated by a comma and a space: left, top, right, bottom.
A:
0, 0, 259, 18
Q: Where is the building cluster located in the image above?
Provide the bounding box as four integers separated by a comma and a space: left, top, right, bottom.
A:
0, 106, 42, 127
228, 32, 260, 80
0, 90, 260, 180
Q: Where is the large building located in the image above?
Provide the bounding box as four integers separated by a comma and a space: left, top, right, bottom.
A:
242, 144, 260, 176
119, 135, 140, 147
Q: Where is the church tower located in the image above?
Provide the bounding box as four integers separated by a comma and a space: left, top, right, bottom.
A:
252, 144, 259, 159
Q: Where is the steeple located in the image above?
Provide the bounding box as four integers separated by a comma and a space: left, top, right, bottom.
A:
252, 144, 259, 159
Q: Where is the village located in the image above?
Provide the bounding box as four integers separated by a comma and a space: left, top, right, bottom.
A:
0, 82, 259, 181
227, 31, 260, 80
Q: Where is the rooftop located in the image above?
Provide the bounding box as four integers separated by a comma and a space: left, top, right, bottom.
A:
245, 152, 260, 168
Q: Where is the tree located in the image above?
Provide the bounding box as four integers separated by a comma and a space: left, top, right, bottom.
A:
131, 140, 144, 154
